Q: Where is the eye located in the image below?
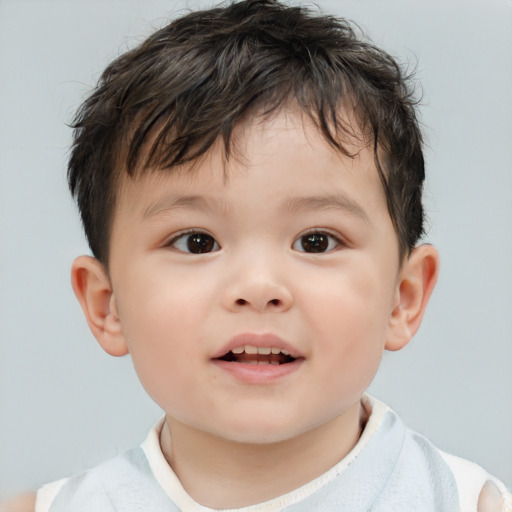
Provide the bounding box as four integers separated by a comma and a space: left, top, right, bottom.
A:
292, 231, 341, 253
170, 231, 220, 254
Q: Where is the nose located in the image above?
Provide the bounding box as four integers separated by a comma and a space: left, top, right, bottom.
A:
221, 258, 293, 313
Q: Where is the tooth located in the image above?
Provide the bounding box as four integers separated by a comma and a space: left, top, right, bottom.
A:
231, 346, 244, 354
257, 360, 270, 365
270, 361, 279, 365
281, 349, 290, 356
257, 347, 272, 355
271, 347, 280, 354
245, 345, 258, 354
247, 360, 258, 365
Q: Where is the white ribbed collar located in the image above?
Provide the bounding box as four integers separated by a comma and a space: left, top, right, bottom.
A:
141, 395, 388, 512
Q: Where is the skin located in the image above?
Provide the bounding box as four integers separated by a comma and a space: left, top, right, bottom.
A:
0, 493, 36, 512
72, 110, 439, 508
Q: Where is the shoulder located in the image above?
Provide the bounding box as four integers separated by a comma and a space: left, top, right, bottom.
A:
35, 479, 68, 512
35, 437, 176, 512
35, 446, 151, 512
439, 451, 512, 512
34, 420, 172, 512
365, 396, 511, 512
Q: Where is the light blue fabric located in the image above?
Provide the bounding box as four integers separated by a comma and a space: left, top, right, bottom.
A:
49, 447, 179, 511
48, 407, 460, 511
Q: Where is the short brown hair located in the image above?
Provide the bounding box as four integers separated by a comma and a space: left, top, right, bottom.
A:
68, 0, 425, 265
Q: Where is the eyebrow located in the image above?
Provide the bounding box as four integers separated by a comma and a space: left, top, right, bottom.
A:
286, 195, 371, 225
143, 195, 217, 218
143, 192, 371, 225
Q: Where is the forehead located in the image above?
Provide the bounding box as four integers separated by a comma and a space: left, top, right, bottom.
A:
114, 110, 385, 224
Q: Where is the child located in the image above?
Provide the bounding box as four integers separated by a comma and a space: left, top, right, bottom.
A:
35, 0, 511, 510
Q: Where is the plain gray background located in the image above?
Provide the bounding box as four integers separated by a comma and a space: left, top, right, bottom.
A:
1, 0, 511, 499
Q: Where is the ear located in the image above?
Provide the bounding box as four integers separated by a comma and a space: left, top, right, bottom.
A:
385, 244, 439, 351
71, 255, 129, 357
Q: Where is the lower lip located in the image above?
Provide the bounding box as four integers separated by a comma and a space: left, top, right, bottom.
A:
211, 359, 303, 384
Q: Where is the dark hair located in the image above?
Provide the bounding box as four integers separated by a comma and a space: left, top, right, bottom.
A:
68, 0, 425, 265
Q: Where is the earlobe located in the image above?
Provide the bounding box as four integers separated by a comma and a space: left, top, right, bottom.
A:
71, 256, 129, 357
385, 244, 439, 351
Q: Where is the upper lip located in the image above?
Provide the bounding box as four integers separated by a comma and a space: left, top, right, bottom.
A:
211, 333, 302, 359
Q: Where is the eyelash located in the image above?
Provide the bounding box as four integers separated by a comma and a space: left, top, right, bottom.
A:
167, 229, 342, 254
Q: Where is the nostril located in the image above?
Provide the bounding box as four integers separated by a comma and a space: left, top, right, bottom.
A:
232, 297, 288, 310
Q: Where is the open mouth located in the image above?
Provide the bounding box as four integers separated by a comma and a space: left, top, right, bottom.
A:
216, 345, 297, 365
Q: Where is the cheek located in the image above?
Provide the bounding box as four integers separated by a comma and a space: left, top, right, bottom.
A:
309, 261, 392, 336
114, 269, 209, 391
119, 294, 205, 415
118, 261, 214, 339
305, 261, 393, 379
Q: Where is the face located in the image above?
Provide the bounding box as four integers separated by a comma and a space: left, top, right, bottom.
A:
107, 110, 402, 444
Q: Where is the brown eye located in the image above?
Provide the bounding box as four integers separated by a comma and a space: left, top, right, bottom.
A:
171, 232, 220, 253
293, 232, 340, 253
187, 233, 216, 253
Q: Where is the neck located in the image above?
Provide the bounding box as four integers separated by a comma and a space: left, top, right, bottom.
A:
160, 401, 366, 509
